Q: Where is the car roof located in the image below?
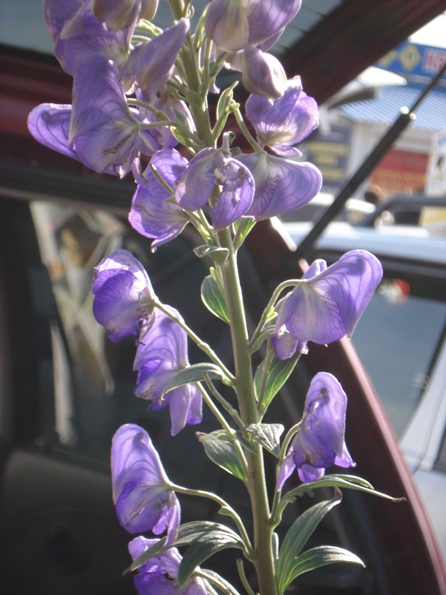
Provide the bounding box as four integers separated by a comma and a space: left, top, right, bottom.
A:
281, 220, 446, 265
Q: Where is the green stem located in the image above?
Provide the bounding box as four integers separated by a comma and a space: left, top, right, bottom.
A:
153, 299, 235, 384
217, 228, 279, 595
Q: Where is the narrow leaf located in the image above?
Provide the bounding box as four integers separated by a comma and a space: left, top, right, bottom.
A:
216, 85, 235, 121
194, 245, 229, 264
243, 423, 284, 457
255, 353, 300, 412
277, 489, 342, 593
198, 431, 247, 482
162, 363, 224, 395
177, 525, 245, 586
283, 545, 364, 588
199, 569, 243, 595
201, 275, 230, 323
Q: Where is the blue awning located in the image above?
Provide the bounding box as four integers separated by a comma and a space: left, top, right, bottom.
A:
339, 84, 446, 131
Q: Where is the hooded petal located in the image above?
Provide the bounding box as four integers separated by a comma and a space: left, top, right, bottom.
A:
112, 424, 180, 541
241, 46, 287, 99
92, 249, 154, 341
205, 0, 302, 52
133, 309, 202, 435
129, 537, 208, 595
210, 156, 255, 231
245, 77, 319, 152
129, 150, 189, 249
70, 56, 148, 175
277, 373, 355, 487
27, 103, 78, 161
238, 152, 322, 219
174, 148, 216, 211
278, 250, 383, 346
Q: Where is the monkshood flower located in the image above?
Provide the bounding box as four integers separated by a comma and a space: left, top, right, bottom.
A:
92, 0, 159, 32
272, 250, 383, 359
237, 151, 322, 220
129, 149, 190, 250
69, 56, 159, 175
133, 308, 202, 436
112, 424, 180, 543
227, 45, 287, 99
124, 19, 189, 101
175, 148, 255, 231
92, 249, 155, 341
205, 0, 302, 52
245, 76, 319, 156
128, 536, 208, 595
277, 372, 355, 487
45, 0, 132, 76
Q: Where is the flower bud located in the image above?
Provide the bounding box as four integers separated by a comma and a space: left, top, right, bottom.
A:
91, 0, 139, 31
241, 46, 287, 99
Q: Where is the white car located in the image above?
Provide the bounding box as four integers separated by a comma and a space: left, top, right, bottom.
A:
283, 219, 446, 562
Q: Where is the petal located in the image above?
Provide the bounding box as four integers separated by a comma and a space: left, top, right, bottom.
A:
276, 453, 296, 491
241, 46, 287, 99
205, 0, 250, 52
27, 103, 78, 161
239, 152, 322, 219
210, 158, 255, 231
282, 250, 383, 344
70, 56, 140, 174
43, 0, 82, 42
175, 148, 215, 210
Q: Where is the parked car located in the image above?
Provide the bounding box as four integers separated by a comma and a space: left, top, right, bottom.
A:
283, 218, 446, 565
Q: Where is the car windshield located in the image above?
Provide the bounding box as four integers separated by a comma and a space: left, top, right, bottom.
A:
351, 276, 446, 437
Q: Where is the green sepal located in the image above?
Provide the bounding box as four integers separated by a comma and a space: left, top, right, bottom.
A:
201, 275, 230, 323
233, 217, 257, 249
162, 363, 225, 395
194, 245, 229, 265
277, 489, 342, 593
197, 430, 247, 482
242, 423, 284, 458
177, 523, 245, 586
279, 545, 364, 592
255, 353, 300, 413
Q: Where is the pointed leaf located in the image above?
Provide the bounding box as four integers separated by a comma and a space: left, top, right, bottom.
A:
177, 524, 245, 586
255, 353, 300, 412
283, 545, 364, 588
277, 489, 342, 593
199, 569, 243, 595
201, 275, 230, 323
243, 423, 284, 457
198, 430, 247, 482
216, 85, 235, 121
162, 363, 225, 395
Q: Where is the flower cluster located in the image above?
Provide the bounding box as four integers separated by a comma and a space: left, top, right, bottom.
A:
29, 1, 386, 594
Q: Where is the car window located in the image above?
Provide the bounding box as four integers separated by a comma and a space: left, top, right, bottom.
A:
351, 276, 446, 438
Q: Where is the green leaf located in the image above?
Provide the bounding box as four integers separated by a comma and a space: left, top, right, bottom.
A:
162, 363, 225, 395
287, 474, 405, 502
201, 275, 230, 323
281, 545, 364, 590
185, 89, 205, 109
277, 489, 342, 593
194, 245, 229, 264
233, 217, 257, 249
198, 430, 247, 482
255, 353, 300, 412
198, 569, 243, 595
243, 423, 284, 457
177, 524, 245, 586
216, 85, 235, 121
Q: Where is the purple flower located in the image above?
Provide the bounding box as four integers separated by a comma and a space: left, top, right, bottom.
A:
92, 249, 155, 342
272, 251, 383, 358
277, 372, 355, 487
239, 46, 287, 99
128, 536, 208, 595
129, 149, 190, 250
237, 151, 322, 220
133, 308, 202, 436
92, 0, 158, 32
27, 103, 79, 161
175, 148, 255, 231
112, 425, 180, 543
205, 0, 302, 52
47, 0, 132, 76
124, 19, 189, 101
245, 77, 319, 155
70, 56, 159, 175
